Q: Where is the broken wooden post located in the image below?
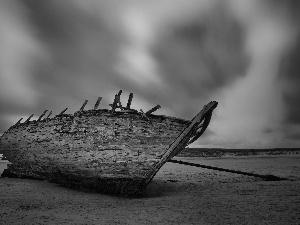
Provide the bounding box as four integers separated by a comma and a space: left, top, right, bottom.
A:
9, 117, 23, 130
116, 91, 123, 108
46, 111, 52, 119
115, 96, 120, 105
111, 90, 123, 112
14, 118, 23, 126
146, 105, 161, 115
94, 97, 102, 110
126, 93, 133, 109
140, 109, 151, 124
79, 100, 88, 112
24, 114, 34, 123
58, 108, 68, 116
110, 95, 118, 112
37, 110, 48, 121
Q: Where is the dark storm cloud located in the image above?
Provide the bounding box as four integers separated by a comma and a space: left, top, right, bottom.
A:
23, 0, 122, 96
282, 36, 300, 125
0, 0, 299, 147
0, 0, 123, 131
151, 3, 249, 118
0, 0, 43, 127
200, 0, 300, 148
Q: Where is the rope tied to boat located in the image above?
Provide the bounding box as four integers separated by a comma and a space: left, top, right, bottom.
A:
168, 159, 290, 181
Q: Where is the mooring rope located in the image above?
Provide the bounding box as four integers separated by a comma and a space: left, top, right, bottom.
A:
168, 159, 290, 181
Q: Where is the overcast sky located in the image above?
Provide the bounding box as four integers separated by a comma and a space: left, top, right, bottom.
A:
0, 0, 299, 148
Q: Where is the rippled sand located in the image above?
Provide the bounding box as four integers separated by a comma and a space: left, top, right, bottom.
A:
0, 156, 299, 225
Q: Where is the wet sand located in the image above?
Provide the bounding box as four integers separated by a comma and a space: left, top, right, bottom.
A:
0, 156, 300, 225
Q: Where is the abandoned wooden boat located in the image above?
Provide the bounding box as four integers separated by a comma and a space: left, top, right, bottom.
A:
0, 91, 218, 195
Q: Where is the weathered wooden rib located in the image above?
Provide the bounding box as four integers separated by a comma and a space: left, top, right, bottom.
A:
58, 108, 68, 116
79, 100, 88, 112
46, 111, 52, 119
94, 97, 102, 110
37, 110, 48, 122
146, 105, 161, 115
24, 114, 34, 123
110, 91, 123, 112
13, 118, 23, 127
139, 109, 151, 123
0, 91, 217, 195
126, 93, 133, 109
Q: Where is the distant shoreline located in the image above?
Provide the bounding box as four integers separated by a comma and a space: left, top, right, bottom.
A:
1, 148, 300, 159
177, 148, 300, 157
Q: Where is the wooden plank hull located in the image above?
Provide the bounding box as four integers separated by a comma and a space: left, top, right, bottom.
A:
0, 102, 217, 195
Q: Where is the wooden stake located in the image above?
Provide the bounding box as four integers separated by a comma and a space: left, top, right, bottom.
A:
46, 111, 52, 119
111, 95, 118, 112
94, 97, 102, 110
24, 114, 34, 123
79, 100, 88, 111
126, 93, 133, 109
146, 105, 161, 115
111, 90, 123, 112
14, 118, 23, 126
58, 108, 68, 116
37, 110, 48, 121
140, 109, 152, 124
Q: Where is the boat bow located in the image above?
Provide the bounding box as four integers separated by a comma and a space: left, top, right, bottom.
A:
145, 101, 218, 185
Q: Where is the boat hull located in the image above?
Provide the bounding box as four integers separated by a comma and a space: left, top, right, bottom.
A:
1, 110, 189, 195
0, 102, 217, 195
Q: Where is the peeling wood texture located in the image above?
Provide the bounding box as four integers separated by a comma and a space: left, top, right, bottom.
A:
0, 94, 217, 195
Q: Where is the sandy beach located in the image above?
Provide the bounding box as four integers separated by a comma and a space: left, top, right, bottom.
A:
1, 156, 300, 225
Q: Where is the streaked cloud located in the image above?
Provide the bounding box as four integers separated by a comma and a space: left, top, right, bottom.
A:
0, 0, 299, 148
